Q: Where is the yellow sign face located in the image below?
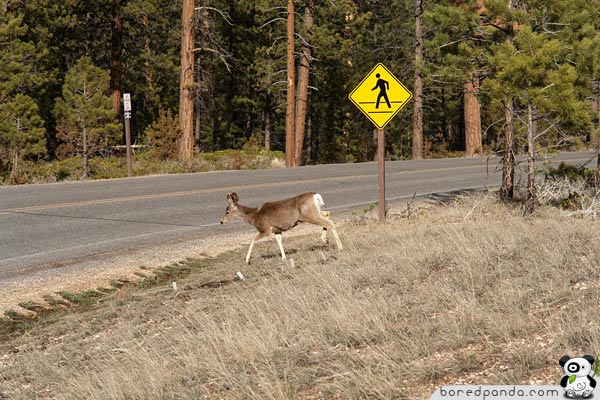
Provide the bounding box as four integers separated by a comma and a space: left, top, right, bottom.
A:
348, 63, 412, 129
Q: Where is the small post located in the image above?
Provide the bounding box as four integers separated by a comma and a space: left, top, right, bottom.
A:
123, 93, 133, 177
377, 128, 386, 223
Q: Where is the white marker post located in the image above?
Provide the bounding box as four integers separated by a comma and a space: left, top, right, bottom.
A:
123, 93, 133, 177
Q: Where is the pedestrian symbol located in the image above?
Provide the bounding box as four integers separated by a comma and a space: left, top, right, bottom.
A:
373, 73, 391, 109
348, 63, 412, 129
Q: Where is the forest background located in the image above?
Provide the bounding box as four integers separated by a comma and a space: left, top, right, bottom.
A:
1, 0, 599, 185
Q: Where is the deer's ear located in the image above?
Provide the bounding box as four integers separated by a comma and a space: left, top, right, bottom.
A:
227, 192, 239, 205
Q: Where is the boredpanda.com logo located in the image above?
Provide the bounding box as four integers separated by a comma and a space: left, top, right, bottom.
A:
559, 355, 598, 398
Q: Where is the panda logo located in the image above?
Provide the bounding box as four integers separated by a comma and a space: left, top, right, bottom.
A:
559, 355, 597, 398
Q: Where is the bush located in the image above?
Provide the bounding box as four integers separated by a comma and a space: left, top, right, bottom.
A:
538, 163, 599, 212
146, 110, 182, 160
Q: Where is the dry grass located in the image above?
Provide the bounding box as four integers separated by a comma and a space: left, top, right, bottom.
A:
2, 192, 600, 399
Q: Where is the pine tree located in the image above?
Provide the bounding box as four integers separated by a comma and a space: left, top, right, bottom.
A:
484, 4, 593, 211
0, 5, 47, 183
54, 56, 120, 178
0, 94, 46, 183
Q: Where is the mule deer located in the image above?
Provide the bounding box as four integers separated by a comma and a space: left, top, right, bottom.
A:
220, 192, 343, 264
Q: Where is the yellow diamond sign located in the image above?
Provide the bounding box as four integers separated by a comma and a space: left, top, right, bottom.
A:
348, 63, 412, 129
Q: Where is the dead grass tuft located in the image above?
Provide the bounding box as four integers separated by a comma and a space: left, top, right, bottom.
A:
1, 193, 600, 399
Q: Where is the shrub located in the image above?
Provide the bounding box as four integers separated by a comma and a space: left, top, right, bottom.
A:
146, 109, 182, 160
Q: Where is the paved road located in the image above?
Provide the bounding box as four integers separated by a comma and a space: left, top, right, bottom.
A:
0, 151, 596, 280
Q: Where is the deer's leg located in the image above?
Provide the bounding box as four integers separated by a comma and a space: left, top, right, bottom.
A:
274, 234, 286, 259
246, 231, 270, 264
320, 211, 330, 243
329, 224, 343, 250
308, 214, 343, 250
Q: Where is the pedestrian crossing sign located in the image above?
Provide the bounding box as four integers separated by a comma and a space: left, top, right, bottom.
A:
348, 63, 412, 129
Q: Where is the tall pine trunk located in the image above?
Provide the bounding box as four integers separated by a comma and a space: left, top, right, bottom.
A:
594, 97, 600, 187
525, 102, 536, 215
285, 0, 296, 167
9, 150, 19, 184
179, 0, 195, 161
464, 74, 482, 157
110, 0, 123, 115
500, 1, 516, 202
264, 109, 271, 151
412, 0, 424, 160
500, 98, 515, 202
143, 15, 153, 94
82, 126, 89, 179
294, 0, 314, 167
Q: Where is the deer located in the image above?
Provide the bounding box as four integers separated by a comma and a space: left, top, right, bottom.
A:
220, 192, 343, 264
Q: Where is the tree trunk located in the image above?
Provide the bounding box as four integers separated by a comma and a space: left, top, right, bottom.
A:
500, 98, 515, 202
412, 0, 424, 160
9, 150, 18, 184
82, 126, 89, 179
285, 0, 296, 167
373, 128, 378, 161
306, 116, 313, 163
264, 109, 271, 151
464, 74, 482, 157
143, 15, 153, 93
110, 0, 123, 115
593, 97, 600, 187
195, 84, 201, 154
179, 0, 195, 161
525, 102, 536, 215
294, 0, 314, 167
500, 1, 516, 203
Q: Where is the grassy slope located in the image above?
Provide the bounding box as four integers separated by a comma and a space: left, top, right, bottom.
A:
1, 193, 600, 399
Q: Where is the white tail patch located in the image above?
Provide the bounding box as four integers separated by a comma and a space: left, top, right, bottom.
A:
313, 193, 325, 212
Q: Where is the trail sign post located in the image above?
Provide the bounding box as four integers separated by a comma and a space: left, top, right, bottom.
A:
123, 93, 133, 177
348, 63, 412, 223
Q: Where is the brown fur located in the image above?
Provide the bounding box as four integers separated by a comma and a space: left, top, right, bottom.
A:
220, 192, 343, 264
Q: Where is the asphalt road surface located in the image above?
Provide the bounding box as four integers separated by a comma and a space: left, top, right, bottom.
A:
1, 151, 596, 282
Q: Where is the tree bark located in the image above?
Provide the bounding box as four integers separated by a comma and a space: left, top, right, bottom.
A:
500, 0, 516, 202
143, 15, 153, 92
412, 0, 424, 160
306, 116, 313, 163
285, 0, 296, 167
524, 102, 536, 215
593, 97, 600, 187
294, 0, 314, 167
464, 74, 482, 157
9, 150, 18, 184
264, 109, 271, 151
82, 126, 89, 179
179, 0, 196, 161
110, 0, 123, 115
500, 98, 515, 202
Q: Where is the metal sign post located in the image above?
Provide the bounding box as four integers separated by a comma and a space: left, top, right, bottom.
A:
348, 63, 412, 223
377, 128, 386, 223
123, 93, 133, 177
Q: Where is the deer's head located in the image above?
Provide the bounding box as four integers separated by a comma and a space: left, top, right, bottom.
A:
220, 192, 240, 224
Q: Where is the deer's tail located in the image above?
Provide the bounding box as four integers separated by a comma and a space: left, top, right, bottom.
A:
313, 193, 325, 212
